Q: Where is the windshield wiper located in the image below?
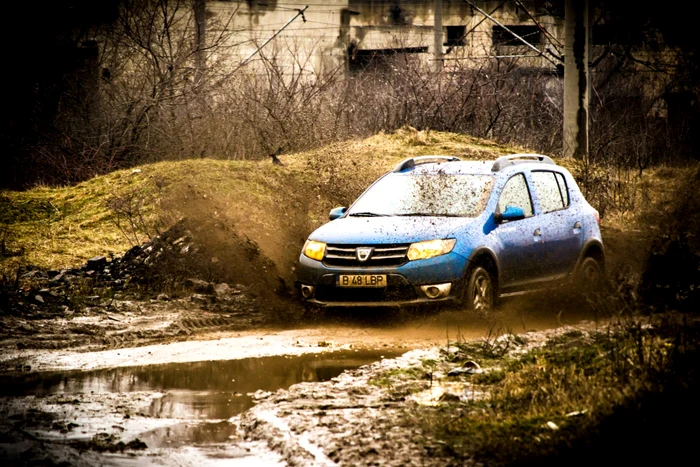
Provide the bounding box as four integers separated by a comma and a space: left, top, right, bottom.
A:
348, 212, 386, 217
393, 213, 463, 217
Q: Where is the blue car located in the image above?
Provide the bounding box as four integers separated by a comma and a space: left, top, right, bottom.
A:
296, 155, 604, 311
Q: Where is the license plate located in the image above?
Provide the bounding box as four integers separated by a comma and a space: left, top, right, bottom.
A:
337, 274, 387, 288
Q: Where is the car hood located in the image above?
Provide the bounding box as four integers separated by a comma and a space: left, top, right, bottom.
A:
309, 216, 475, 245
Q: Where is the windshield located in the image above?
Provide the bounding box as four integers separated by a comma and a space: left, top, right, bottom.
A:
347, 172, 494, 217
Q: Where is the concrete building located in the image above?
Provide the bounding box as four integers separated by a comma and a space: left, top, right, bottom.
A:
207, 1, 565, 76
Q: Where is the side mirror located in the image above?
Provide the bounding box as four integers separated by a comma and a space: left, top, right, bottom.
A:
495, 205, 525, 223
329, 206, 347, 221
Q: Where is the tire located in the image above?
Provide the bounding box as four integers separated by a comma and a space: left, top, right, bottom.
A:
575, 257, 603, 298
464, 266, 496, 313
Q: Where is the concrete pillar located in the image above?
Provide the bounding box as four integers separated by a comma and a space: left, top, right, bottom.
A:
563, 0, 589, 159
433, 0, 443, 72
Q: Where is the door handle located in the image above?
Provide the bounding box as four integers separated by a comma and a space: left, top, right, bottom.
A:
533, 228, 543, 242
573, 221, 582, 234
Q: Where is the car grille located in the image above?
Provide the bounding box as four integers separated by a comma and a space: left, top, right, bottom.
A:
323, 244, 410, 267
314, 284, 417, 303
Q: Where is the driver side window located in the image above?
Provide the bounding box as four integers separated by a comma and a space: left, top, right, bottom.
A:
498, 174, 534, 218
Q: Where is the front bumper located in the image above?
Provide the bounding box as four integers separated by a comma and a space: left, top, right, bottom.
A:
296, 251, 468, 307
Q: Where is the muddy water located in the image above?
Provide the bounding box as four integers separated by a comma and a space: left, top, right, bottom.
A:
0, 350, 402, 448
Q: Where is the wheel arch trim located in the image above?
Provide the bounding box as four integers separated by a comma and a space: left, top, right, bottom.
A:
465, 247, 501, 290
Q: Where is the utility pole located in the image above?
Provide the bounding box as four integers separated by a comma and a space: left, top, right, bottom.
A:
563, 0, 590, 159
433, 0, 443, 71
194, 0, 206, 84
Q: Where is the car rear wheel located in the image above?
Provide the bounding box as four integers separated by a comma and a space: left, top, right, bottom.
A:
464, 266, 495, 313
575, 257, 603, 298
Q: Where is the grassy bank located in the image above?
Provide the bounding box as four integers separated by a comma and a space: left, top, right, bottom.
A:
371, 315, 699, 465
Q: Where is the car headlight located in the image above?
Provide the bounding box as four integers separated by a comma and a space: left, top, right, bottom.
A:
303, 240, 326, 261
407, 239, 456, 261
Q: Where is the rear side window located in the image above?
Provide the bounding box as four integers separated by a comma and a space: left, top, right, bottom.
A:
498, 173, 533, 217
555, 173, 570, 206
531, 171, 568, 213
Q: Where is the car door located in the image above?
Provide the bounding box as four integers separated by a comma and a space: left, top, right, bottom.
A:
529, 170, 583, 279
493, 173, 546, 289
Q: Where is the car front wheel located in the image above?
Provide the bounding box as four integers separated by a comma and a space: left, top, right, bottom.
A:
464, 266, 495, 313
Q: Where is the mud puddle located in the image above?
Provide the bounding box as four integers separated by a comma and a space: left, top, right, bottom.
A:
0, 350, 402, 465
1, 349, 403, 418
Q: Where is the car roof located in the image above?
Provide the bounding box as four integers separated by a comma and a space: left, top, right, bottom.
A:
392, 154, 562, 177
408, 160, 495, 176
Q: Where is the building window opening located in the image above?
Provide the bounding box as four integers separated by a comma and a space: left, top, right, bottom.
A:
348, 46, 428, 73
492, 25, 541, 46
445, 25, 467, 46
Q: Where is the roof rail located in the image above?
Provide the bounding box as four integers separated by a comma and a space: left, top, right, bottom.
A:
491, 154, 555, 172
393, 155, 461, 173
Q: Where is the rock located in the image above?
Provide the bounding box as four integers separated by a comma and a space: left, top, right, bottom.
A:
184, 278, 215, 294
447, 361, 483, 376
49, 273, 65, 285
34, 295, 44, 304
123, 245, 143, 259
156, 293, 170, 301
191, 294, 215, 305
251, 390, 273, 400
545, 421, 559, 431
214, 283, 230, 296
86, 256, 107, 271
85, 295, 101, 306
172, 236, 188, 246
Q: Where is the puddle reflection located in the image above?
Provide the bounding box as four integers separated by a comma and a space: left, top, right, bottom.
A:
1, 349, 402, 422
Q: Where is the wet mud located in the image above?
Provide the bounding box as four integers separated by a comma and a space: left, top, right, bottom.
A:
0, 350, 402, 466
0, 286, 602, 465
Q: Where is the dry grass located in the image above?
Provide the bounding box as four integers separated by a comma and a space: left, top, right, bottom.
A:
411, 315, 699, 465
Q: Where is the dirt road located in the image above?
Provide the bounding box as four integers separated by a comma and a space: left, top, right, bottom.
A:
0, 298, 596, 466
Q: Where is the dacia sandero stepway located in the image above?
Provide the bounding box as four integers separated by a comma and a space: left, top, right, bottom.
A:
296, 155, 604, 312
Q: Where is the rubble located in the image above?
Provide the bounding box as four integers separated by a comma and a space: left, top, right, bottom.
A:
0, 220, 268, 353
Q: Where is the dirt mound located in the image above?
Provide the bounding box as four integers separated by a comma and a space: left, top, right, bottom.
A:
124, 217, 291, 304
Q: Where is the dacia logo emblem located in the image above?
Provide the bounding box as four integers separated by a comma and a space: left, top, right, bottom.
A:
356, 247, 373, 262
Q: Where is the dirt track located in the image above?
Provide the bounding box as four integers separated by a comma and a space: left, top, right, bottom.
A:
0, 308, 599, 466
